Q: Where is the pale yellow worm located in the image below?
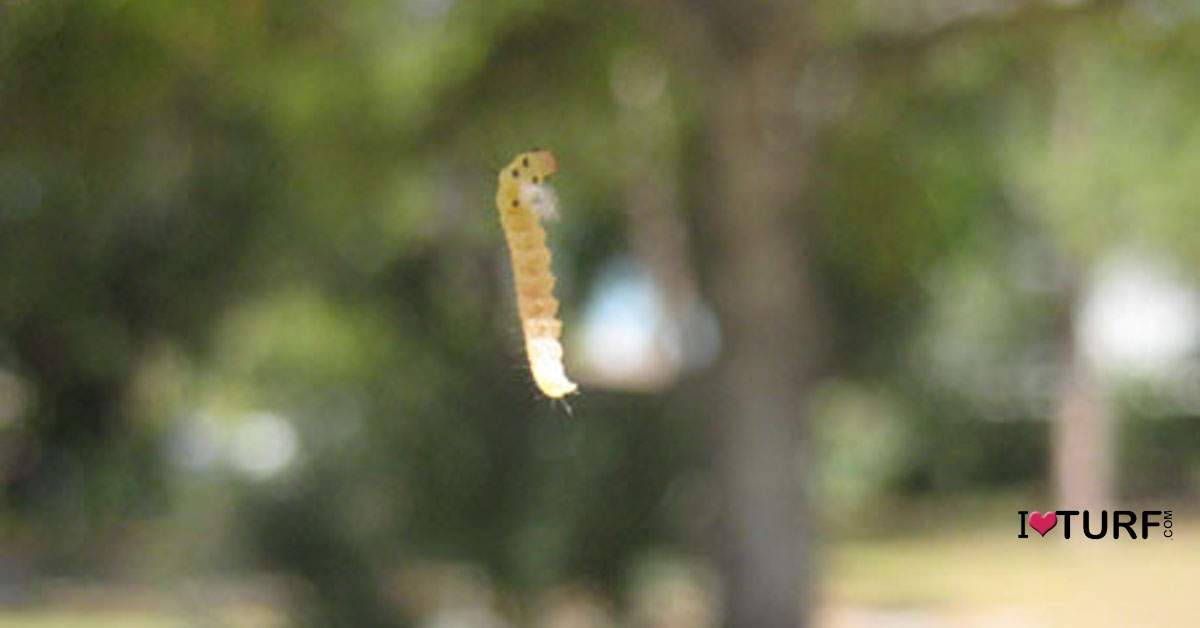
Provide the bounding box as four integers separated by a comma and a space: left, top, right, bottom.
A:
495, 149, 578, 399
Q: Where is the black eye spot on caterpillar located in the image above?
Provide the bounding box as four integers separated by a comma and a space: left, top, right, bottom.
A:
523, 157, 530, 167
512, 169, 520, 178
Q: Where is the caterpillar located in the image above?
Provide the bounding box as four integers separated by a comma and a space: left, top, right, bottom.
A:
495, 149, 578, 399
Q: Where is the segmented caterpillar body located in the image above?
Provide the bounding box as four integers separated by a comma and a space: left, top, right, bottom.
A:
496, 150, 578, 399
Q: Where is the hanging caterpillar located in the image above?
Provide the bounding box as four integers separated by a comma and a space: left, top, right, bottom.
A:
495, 149, 578, 399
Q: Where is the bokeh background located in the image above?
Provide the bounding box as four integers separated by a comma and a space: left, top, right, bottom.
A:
2, 0, 1198, 626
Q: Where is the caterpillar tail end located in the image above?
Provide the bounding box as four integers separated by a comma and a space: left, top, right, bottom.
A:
526, 335, 578, 399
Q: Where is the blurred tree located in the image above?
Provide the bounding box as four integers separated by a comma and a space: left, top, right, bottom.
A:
646, 2, 826, 625
1003, 2, 1200, 507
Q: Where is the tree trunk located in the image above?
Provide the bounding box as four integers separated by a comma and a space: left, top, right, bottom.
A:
1053, 354, 1115, 509
1052, 292, 1115, 509
704, 35, 823, 628
1047, 42, 1115, 510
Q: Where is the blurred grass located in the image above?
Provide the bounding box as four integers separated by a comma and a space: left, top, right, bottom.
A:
3, 514, 1193, 627
824, 513, 1198, 628
0, 608, 282, 628
0, 614, 182, 628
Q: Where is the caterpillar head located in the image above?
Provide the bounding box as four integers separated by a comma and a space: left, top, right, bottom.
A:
506, 149, 558, 184
505, 149, 560, 219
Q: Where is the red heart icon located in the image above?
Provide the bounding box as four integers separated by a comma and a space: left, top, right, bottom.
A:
1029, 511, 1058, 537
